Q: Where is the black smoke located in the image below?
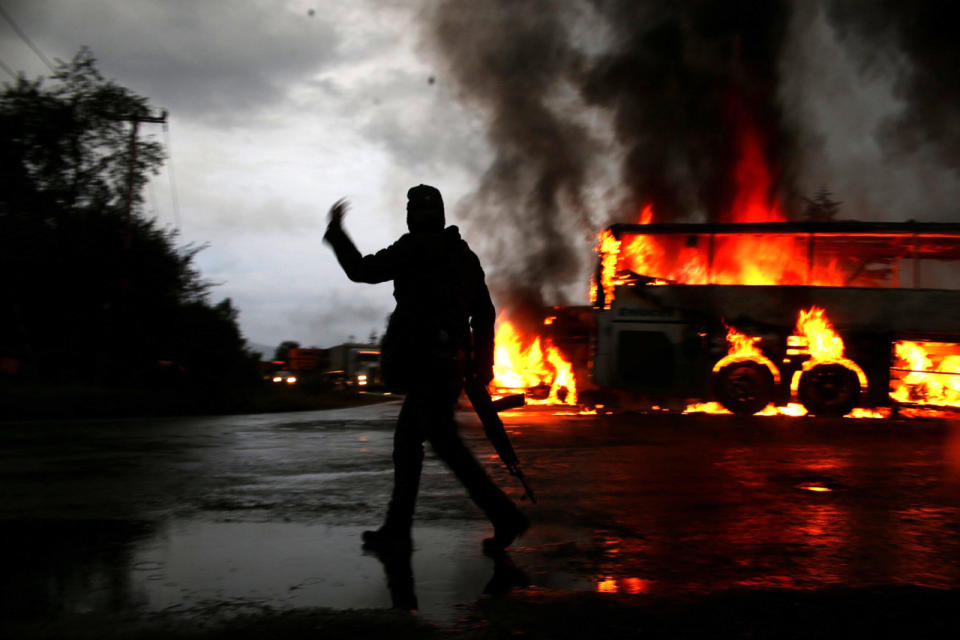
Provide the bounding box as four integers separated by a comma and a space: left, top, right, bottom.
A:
425, 1, 594, 312
827, 0, 960, 172
581, 1, 793, 223
422, 0, 960, 314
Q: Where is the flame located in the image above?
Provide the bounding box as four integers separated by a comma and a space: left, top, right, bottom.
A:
685, 307, 886, 418
789, 306, 868, 391
683, 401, 730, 415
890, 340, 960, 408
591, 127, 844, 308
711, 324, 780, 383
492, 314, 578, 405
728, 122, 782, 223
848, 407, 889, 419
796, 307, 844, 362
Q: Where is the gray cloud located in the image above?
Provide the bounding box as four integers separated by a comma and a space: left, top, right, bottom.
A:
825, 0, 960, 174
3, 0, 343, 125
781, 0, 960, 221
291, 288, 393, 347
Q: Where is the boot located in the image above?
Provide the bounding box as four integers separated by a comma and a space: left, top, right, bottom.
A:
482, 511, 529, 553
362, 527, 413, 553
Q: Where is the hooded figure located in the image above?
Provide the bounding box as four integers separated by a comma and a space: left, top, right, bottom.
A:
323, 185, 528, 553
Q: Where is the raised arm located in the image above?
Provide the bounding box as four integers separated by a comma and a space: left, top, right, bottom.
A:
323, 198, 398, 284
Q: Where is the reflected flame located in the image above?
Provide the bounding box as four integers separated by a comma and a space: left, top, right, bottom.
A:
596, 578, 618, 593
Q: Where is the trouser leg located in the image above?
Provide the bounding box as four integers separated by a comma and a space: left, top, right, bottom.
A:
383, 396, 424, 533
425, 403, 519, 526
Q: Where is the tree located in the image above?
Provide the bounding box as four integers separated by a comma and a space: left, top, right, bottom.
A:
0, 49, 256, 391
803, 187, 842, 222
273, 341, 300, 363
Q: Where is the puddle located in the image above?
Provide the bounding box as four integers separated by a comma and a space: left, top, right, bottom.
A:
130, 520, 501, 621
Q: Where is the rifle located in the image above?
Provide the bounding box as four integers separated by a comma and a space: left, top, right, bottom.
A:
463, 378, 537, 503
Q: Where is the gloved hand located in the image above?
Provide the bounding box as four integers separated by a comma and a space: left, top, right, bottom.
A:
328, 198, 348, 229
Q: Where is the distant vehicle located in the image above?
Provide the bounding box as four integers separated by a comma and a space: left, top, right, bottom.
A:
325, 343, 382, 389
270, 370, 297, 384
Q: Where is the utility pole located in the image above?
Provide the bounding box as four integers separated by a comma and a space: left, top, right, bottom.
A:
94, 108, 167, 385
102, 109, 167, 273
119, 110, 167, 237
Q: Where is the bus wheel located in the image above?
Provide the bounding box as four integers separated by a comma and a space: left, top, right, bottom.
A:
797, 363, 861, 417
712, 360, 775, 416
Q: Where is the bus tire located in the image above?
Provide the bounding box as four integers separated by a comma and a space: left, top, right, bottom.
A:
712, 360, 775, 416
798, 362, 861, 417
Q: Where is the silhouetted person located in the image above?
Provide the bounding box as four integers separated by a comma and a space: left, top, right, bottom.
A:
324, 185, 529, 554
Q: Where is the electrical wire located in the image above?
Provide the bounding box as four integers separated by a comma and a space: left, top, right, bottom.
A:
162, 119, 182, 228
0, 57, 17, 79
0, 5, 56, 73
148, 177, 160, 221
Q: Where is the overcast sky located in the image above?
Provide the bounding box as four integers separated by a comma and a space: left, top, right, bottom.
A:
2, 1, 957, 356
1, 0, 495, 355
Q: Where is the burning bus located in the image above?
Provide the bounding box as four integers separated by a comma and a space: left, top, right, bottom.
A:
589, 220, 960, 417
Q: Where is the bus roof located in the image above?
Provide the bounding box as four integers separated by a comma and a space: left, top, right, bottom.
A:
609, 221, 960, 238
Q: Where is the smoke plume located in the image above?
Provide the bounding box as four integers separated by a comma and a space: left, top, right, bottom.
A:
422, 0, 960, 314
827, 1, 960, 172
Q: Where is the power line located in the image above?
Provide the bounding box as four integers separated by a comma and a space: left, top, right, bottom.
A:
0, 5, 56, 73
0, 56, 17, 80
162, 119, 182, 228
148, 177, 160, 221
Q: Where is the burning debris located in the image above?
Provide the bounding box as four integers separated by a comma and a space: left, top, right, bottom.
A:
492, 314, 578, 406
891, 341, 960, 409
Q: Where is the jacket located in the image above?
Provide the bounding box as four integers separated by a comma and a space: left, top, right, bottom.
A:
324, 222, 495, 392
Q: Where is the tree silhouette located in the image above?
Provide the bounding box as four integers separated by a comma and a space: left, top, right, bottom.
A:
273, 341, 301, 363
0, 49, 257, 392
803, 187, 842, 222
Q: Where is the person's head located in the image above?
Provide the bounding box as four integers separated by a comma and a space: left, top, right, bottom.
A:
406, 184, 444, 232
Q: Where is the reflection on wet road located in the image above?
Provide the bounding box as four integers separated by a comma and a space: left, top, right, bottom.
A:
2, 403, 959, 621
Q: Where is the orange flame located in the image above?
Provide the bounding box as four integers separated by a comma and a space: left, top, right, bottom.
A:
685, 307, 885, 418
890, 341, 960, 408
796, 307, 844, 362
492, 315, 578, 405
591, 127, 845, 308
711, 324, 780, 383
790, 306, 868, 393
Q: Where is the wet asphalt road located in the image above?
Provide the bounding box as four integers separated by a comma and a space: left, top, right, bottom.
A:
2, 401, 960, 623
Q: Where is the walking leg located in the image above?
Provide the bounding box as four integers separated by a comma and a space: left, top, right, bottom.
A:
426, 403, 527, 548
365, 395, 424, 551
384, 395, 425, 533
